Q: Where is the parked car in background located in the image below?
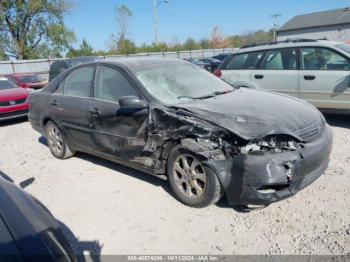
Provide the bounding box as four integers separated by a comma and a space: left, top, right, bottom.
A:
212, 53, 231, 62
0, 77, 29, 121
49, 56, 99, 81
0, 175, 75, 261
29, 58, 332, 208
216, 39, 350, 112
5, 73, 48, 89
183, 58, 212, 71
198, 57, 222, 72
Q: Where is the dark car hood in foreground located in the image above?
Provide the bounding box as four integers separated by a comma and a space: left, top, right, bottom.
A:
176, 88, 322, 140
0, 177, 74, 260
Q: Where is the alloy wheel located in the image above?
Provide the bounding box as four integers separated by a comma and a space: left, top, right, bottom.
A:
172, 154, 207, 198
47, 124, 64, 155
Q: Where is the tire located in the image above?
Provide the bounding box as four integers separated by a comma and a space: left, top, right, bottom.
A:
45, 121, 75, 159
167, 145, 222, 208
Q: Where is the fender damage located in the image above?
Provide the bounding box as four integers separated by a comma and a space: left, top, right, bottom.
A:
141, 103, 333, 206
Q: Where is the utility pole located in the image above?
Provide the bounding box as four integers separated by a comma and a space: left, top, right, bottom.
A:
153, 0, 169, 44
271, 14, 282, 41
153, 0, 159, 44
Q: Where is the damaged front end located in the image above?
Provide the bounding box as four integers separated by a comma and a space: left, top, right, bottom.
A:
142, 105, 333, 206
205, 127, 333, 206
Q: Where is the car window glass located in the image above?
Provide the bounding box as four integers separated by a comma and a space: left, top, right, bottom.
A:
336, 43, 350, 55
56, 81, 64, 94
0, 79, 16, 90
261, 49, 297, 70
134, 63, 233, 105
64, 67, 94, 97
227, 51, 264, 69
94, 66, 138, 103
301, 47, 350, 70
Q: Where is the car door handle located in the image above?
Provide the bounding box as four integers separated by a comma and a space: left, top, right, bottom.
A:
89, 108, 101, 116
304, 75, 316, 80
254, 74, 264, 79
50, 100, 58, 107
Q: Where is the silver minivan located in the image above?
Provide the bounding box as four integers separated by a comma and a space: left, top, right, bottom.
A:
216, 39, 350, 112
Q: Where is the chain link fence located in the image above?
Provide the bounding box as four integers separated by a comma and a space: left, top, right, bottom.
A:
0, 48, 236, 77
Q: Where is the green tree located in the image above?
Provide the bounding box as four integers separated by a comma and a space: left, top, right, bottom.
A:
183, 37, 200, 50
199, 38, 211, 49
0, 32, 9, 60
0, 0, 75, 59
66, 39, 94, 58
117, 39, 136, 54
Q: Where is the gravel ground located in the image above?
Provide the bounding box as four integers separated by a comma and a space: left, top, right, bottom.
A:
0, 114, 349, 256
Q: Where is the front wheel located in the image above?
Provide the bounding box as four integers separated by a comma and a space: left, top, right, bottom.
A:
45, 121, 75, 159
167, 146, 222, 208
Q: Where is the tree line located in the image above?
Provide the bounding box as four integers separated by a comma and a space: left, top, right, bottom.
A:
0, 1, 273, 60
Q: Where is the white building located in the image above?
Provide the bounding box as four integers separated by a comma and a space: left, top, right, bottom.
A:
277, 7, 350, 43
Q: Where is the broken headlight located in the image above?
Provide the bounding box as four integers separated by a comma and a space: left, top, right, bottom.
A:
241, 136, 299, 154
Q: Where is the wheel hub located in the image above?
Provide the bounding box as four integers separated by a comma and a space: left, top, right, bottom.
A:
47, 124, 63, 155
172, 154, 207, 198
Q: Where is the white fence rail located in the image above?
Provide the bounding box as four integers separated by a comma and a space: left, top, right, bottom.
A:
0, 48, 237, 75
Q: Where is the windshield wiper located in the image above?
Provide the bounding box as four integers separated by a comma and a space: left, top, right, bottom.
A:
177, 90, 233, 100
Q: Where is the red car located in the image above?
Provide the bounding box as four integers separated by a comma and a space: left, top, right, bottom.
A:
5, 73, 48, 89
0, 77, 29, 121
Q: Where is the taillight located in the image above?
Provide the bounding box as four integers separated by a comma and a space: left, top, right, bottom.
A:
213, 69, 222, 78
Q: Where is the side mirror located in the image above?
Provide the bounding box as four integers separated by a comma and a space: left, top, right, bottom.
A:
118, 96, 147, 114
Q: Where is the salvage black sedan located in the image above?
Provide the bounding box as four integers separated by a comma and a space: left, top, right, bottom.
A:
28, 58, 333, 208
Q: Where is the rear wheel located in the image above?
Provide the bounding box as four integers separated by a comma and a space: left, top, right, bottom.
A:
167, 146, 222, 208
45, 121, 75, 159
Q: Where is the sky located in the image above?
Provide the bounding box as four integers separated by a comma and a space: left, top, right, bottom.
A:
65, 0, 350, 50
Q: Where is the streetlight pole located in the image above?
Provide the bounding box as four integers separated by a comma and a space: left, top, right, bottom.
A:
153, 0, 169, 44
271, 14, 282, 41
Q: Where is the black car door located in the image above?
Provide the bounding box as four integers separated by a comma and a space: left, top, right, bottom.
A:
89, 65, 149, 164
48, 66, 95, 152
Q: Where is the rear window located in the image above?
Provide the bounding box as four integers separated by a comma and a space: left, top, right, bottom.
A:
63, 67, 95, 97
0, 79, 16, 90
225, 51, 265, 70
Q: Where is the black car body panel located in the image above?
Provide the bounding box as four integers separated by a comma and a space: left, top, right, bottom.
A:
212, 53, 231, 62
198, 58, 222, 72
29, 58, 333, 206
176, 88, 323, 141
204, 124, 332, 205
183, 58, 212, 71
0, 177, 75, 261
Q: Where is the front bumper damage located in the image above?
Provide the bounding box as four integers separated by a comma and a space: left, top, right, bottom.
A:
203, 124, 333, 206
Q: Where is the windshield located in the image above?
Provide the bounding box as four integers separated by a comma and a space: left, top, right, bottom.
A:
336, 44, 350, 55
133, 62, 234, 105
0, 79, 16, 90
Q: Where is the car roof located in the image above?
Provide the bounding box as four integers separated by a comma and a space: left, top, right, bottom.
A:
97, 57, 185, 69
235, 39, 344, 53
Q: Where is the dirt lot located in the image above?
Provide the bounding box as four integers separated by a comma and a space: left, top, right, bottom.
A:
0, 114, 349, 256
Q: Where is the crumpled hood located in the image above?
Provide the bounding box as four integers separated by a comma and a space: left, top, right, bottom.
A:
177, 88, 323, 140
